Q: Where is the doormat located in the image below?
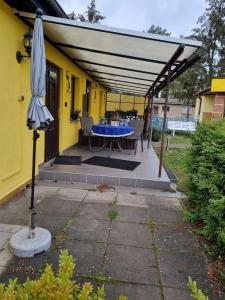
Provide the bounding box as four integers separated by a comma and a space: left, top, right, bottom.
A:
82, 156, 141, 171
53, 155, 81, 165
165, 167, 177, 183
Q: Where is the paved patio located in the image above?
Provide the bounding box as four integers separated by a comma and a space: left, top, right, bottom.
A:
0, 182, 222, 299
39, 142, 171, 190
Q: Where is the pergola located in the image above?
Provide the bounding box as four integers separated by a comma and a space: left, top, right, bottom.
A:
18, 11, 201, 177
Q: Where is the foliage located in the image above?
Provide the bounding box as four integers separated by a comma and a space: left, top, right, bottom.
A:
187, 276, 209, 300
152, 127, 161, 142
68, 0, 105, 23
186, 121, 225, 257
107, 207, 118, 220
147, 25, 171, 36
0, 250, 125, 299
169, 133, 191, 145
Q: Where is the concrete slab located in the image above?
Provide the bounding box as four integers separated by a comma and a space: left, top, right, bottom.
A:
149, 207, 186, 226
0, 224, 22, 233
117, 193, 148, 208
116, 205, 148, 223
0, 244, 13, 267
146, 195, 182, 210
154, 225, 200, 251
67, 217, 110, 243
77, 203, 109, 220
163, 287, 192, 300
25, 186, 60, 199
84, 191, 117, 204
109, 221, 153, 248
105, 283, 162, 300
35, 215, 69, 235
0, 232, 12, 248
104, 244, 159, 285
57, 187, 88, 200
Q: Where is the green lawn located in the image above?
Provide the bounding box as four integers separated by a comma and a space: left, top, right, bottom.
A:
168, 134, 191, 145
155, 147, 189, 192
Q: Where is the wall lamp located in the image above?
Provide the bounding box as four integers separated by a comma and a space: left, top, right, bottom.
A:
16, 31, 33, 64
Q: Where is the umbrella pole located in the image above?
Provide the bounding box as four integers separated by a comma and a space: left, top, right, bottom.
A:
28, 130, 40, 239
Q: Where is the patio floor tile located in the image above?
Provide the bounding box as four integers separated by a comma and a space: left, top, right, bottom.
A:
163, 287, 192, 300
77, 202, 109, 220
67, 217, 110, 243
57, 187, 88, 200
105, 283, 162, 300
84, 191, 117, 204
104, 244, 159, 285
149, 207, 186, 225
109, 221, 153, 248
115, 205, 149, 223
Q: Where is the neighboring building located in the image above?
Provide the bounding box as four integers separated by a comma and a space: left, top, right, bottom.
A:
195, 79, 225, 123
0, 0, 106, 202
106, 93, 194, 118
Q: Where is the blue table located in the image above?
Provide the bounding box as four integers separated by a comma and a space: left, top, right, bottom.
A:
91, 125, 134, 156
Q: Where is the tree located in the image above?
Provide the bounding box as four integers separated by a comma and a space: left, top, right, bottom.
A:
68, 0, 105, 23
147, 25, 171, 36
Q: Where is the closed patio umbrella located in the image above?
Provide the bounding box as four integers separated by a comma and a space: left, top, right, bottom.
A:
10, 9, 52, 257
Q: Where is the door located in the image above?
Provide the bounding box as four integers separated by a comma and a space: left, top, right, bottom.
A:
82, 80, 91, 116
45, 62, 60, 161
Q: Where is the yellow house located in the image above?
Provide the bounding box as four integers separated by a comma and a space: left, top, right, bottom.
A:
195, 79, 225, 123
0, 0, 106, 203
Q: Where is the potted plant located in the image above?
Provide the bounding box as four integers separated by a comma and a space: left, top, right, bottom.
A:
70, 109, 80, 121
110, 112, 120, 126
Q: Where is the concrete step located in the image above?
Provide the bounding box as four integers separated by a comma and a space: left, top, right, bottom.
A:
39, 169, 171, 191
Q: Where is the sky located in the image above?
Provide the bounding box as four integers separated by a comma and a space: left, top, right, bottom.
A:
57, 0, 207, 38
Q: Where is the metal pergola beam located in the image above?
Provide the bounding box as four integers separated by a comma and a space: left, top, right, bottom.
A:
90, 76, 151, 87
73, 59, 161, 76
83, 69, 155, 83
108, 88, 145, 96
100, 82, 147, 92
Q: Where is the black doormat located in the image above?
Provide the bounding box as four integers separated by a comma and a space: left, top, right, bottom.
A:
53, 155, 81, 165
82, 156, 141, 171
165, 167, 177, 183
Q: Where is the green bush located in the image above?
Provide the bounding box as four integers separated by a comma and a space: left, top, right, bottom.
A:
152, 127, 161, 142
188, 276, 209, 300
186, 121, 225, 257
0, 250, 127, 300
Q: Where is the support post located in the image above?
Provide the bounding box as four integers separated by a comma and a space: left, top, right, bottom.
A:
29, 130, 40, 238
158, 65, 171, 177
143, 95, 151, 139
147, 97, 153, 148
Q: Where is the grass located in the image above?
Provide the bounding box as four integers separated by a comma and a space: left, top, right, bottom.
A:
107, 207, 118, 220
155, 147, 189, 192
168, 133, 191, 145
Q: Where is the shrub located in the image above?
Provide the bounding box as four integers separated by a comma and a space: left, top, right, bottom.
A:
0, 250, 127, 300
188, 276, 209, 300
186, 121, 225, 257
152, 127, 161, 142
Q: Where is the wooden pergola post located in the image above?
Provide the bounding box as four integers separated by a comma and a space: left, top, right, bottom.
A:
143, 95, 151, 139
158, 64, 171, 177
147, 96, 153, 148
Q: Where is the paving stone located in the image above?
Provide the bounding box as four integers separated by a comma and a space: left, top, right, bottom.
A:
57, 188, 88, 200
0, 211, 28, 226
77, 203, 109, 220
0, 244, 13, 267
0, 232, 12, 248
105, 283, 162, 300
146, 195, 182, 210
117, 193, 148, 207
158, 250, 213, 292
35, 215, 69, 235
149, 207, 186, 226
36, 198, 80, 217
49, 240, 106, 276
67, 217, 110, 242
116, 205, 148, 223
154, 225, 200, 251
104, 244, 159, 285
109, 221, 153, 248
163, 287, 192, 300
84, 191, 117, 204
25, 186, 60, 199
0, 224, 22, 233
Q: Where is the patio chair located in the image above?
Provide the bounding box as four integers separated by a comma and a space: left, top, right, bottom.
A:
124, 119, 144, 154
80, 116, 94, 152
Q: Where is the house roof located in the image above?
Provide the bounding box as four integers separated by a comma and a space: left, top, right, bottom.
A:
153, 98, 194, 106
17, 11, 201, 96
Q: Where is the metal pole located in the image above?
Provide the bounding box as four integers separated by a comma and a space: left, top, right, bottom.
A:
143, 95, 151, 139
148, 97, 153, 148
158, 65, 171, 177
29, 130, 40, 238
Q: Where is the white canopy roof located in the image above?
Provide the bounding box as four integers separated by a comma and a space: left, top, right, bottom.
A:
18, 11, 201, 96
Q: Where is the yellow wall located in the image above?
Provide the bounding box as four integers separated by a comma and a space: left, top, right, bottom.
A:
0, 1, 106, 201
211, 79, 225, 92
106, 93, 145, 115
195, 95, 214, 122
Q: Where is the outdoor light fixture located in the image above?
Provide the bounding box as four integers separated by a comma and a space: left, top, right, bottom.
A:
16, 31, 33, 64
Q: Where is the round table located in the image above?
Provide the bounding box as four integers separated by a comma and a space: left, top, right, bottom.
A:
91, 125, 134, 156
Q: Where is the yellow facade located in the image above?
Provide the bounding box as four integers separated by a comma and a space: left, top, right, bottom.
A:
211, 79, 225, 92
195, 95, 214, 122
0, 1, 106, 202
106, 93, 145, 115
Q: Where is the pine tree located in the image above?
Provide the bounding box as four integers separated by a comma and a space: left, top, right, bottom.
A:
147, 25, 171, 36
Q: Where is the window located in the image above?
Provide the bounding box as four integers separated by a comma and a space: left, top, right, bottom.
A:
162, 106, 170, 112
